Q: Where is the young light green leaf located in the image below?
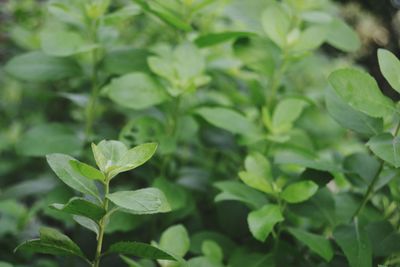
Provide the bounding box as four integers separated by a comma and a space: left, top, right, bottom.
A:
106, 188, 170, 215
272, 98, 308, 133
245, 152, 272, 180
328, 68, 395, 118
46, 154, 100, 199
91, 140, 128, 173
378, 49, 400, 93
40, 29, 98, 57
16, 123, 83, 157
201, 240, 223, 262
288, 228, 333, 262
326, 19, 360, 52
325, 86, 383, 136
5, 51, 80, 82
159, 225, 190, 257
281, 180, 318, 204
15, 227, 86, 261
50, 197, 105, 222
112, 143, 158, 176
107, 72, 167, 110
291, 26, 327, 53
214, 181, 268, 209
196, 107, 258, 135
334, 223, 372, 267
367, 133, 400, 168
247, 204, 284, 242
69, 160, 105, 182
106, 241, 177, 261
238, 171, 273, 194
261, 3, 291, 47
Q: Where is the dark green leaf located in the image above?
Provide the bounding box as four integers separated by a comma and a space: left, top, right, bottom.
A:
5, 51, 81, 82
194, 32, 255, 48
103, 48, 151, 75
50, 197, 105, 222
288, 228, 333, 262
333, 223, 372, 267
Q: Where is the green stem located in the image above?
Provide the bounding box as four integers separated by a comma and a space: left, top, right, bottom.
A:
93, 182, 109, 267
267, 49, 289, 108
352, 121, 400, 220
85, 20, 100, 141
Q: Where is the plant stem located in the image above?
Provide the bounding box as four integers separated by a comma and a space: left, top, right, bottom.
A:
93, 182, 109, 267
352, 121, 400, 219
267, 49, 289, 108
85, 20, 100, 141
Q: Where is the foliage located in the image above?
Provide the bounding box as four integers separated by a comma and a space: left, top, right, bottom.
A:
1, 0, 400, 267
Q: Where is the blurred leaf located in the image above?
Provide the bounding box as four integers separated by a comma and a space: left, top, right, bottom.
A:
272, 98, 308, 133
291, 26, 327, 53
288, 228, 333, 261
107, 241, 177, 260
5, 51, 80, 82
261, 3, 291, 47
378, 49, 400, 93
333, 222, 372, 267
153, 177, 187, 211
247, 204, 284, 242
195, 32, 254, 48
238, 171, 273, 194
108, 73, 167, 110
214, 181, 268, 209
159, 225, 190, 257
196, 107, 258, 136
16, 124, 83, 157
325, 86, 383, 136
326, 19, 360, 52
367, 133, 400, 168
103, 48, 151, 75
202, 240, 223, 262
328, 68, 394, 118
366, 221, 400, 257
281, 180, 318, 204
106, 188, 170, 215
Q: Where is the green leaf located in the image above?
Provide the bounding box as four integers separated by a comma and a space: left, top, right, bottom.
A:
50, 197, 105, 222
106, 188, 171, 215
281, 180, 318, 204
107, 72, 167, 110
92, 141, 157, 179
133, 0, 192, 31
196, 107, 257, 135
194, 32, 255, 48
153, 177, 187, 211
367, 133, 400, 168
334, 223, 372, 267
16, 123, 83, 157
325, 86, 383, 136
328, 68, 395, 118
69, 160, 105, 182
378, 49, 400, 93
73, 215, 99, 237
102, 5, 141, 24
201, 240, 223, 262
214, 181, 268, 209
40, 29, 98, 56
261, 3, 291, 47
366, 221, 400, 257
326, 19, 360, 52
4, 51, 80, 82
159, 225, 190, 257
272, 98, 308, 133
291, 26, 327, 53
238, 171, 273, 194
46, 154, 100, 199
103, 48, 151, 75
91, 140, 128, 173
107, 241, 177, 261
247, 204, 284, 242
288, 228, 333, 262
15, 227, 86, 261
244, 152, 272, 179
